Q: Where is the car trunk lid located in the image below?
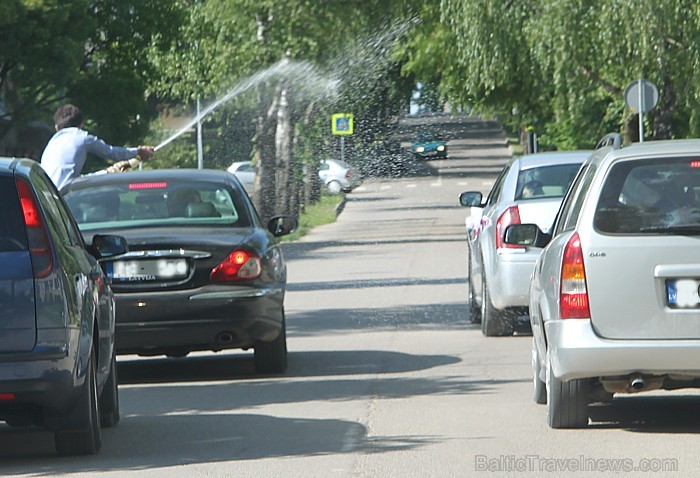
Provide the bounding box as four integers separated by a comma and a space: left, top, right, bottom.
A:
584, 234, 700, 339
90, 226, 254, 291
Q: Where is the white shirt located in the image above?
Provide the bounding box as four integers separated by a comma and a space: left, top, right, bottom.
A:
40, 127, 138, 190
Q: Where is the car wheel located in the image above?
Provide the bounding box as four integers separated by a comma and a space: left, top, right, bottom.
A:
467, 252, 481, 324
254, 314, 288, 374
480, 268, 514, 336
98, 355, 120, 428
55, 350, 102, 455
532, 339, 546, 404
546, 353, 589, 428
327, 180, 342, 195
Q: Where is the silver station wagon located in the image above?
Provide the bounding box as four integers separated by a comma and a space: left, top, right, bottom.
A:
506, 134, 700, 428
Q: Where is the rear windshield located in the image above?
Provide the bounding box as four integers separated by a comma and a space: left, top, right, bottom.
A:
595, 157, 700, 234
64, 180, 252, 231
0, 177, 28, 252
514, 163, 582, 200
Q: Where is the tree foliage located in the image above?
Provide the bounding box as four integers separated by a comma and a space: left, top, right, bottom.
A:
403, 0, 700, 148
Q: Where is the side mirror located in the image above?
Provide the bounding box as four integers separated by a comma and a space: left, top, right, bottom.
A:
90, 234, 128, 259
459, 191, 483, 207
504, 224, 551, 248
268, 215, 298, 237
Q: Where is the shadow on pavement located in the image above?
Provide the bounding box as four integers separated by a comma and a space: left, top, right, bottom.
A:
588, 395, 700, 433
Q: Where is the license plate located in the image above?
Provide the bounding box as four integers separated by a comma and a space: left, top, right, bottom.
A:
666, 279, 700, 308
107, 259, 188, 282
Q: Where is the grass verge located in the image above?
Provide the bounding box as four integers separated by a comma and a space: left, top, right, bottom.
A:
283, 193, 344, 241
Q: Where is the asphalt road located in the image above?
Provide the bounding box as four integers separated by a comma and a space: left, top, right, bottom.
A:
1, 114, 698, 477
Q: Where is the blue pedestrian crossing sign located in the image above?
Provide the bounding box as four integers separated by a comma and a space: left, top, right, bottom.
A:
332, 113, 354, 135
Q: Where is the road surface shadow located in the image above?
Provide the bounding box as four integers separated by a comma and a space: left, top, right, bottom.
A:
116, 349, 462, 384
0, 414, 432, 472
588, 394, 700, 432
285, 303, 474, 336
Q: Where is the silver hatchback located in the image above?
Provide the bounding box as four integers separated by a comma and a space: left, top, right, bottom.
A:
507, 135, 700, 428
459, 151, 589, 336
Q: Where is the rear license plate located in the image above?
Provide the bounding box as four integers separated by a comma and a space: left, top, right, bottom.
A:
107, 259, 188, 282
666, 279, 700, 308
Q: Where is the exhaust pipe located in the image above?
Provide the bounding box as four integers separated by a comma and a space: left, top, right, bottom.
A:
216, 332, 234, 344
630, 376, 645, 391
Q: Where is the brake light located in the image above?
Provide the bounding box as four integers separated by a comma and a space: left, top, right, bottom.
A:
16, 179, 53, 278
495, 206, 523, 250
128, 182, 167, 190
560, 233, 590, 318
345, 171, 351, 179
0, 393, 15, 401
210, 250, 262, 282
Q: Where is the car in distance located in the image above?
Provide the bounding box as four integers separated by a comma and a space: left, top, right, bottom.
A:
227, 161, 255, 193
412, 130, 447, 159
62, 169, 298, 374
506, 134, 700, 428
0, 157, 126, 455
459, 151, 589, 336
319, 159, 361, 194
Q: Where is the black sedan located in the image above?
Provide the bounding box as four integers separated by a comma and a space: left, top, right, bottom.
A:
62, 169, 297, 374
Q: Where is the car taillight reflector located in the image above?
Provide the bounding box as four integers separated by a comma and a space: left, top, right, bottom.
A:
495, 205, 523, 250
210, 250, 262, 282
560, 232, 590, 319
16, 179, 53, 278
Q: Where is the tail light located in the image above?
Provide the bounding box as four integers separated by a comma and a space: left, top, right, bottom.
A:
0, 393, 16, 401
495, 206, 523, 250
345, 171, 351, 179
16, 178, 53, 278
210, 250, 262, 282
560, 232, 590, 318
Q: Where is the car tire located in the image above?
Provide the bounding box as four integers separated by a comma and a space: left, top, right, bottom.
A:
98, 355, 120, 428
327, 180, 342, 195
480, 269, 514, 336
546, 353, 589, 429
55, 351, 102, 455
532, 339, 546, 404
254, 314, 288, 374
467, 252, 481, 324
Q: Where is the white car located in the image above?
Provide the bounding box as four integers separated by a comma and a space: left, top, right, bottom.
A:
459, 151, 590, 336
227, 161, 255, 193
319, 159, 361, 194
506, 134, 700, 428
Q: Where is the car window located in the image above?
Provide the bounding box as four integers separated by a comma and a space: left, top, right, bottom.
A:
514, 163, 582, 200
33, 171, 84, 246
553, 163, 596, 235
0, 176, 28, 252
64, 180, 252, 231
486, 165, 510, 205
32, 171, 76, 247
594, 157, 700, 234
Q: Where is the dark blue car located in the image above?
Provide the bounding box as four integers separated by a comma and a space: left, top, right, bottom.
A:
0, 157, 127, 455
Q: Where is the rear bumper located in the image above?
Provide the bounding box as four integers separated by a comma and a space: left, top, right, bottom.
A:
490, 249, 539, 309
0, 335, 81, 419
114, 285, 285, 355
546, 318, 700, 381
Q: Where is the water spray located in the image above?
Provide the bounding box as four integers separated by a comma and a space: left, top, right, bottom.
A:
99, 58, 339, 176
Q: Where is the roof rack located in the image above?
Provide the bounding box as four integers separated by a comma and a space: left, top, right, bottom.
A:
595, 133, 622, 150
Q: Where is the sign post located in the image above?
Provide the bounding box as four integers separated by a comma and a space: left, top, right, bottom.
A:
331, 113, 354, 163
624, 79, 659, 143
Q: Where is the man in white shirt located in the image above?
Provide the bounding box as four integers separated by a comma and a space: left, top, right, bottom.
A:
40, 104, 155, 190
